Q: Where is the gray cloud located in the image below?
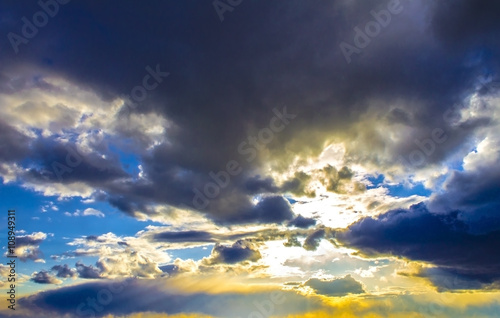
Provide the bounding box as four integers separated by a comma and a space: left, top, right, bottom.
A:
31, 271, 62, 285
51, 264, 76, 278
304, 275, 365, 297
303, 229, 326, 251
76, 261, 102, 279
288, 215, 317, 228
13, 232, 48, 262
0, 119, 30, 162
203, 240, 262, 265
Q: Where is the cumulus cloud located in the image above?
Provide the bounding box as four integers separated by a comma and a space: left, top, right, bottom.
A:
203, 240, 262, 265
81, 208, 105, 217
304, 275, 365, 297
60, 232, 168, 279
76, 262, 102, 279
31, 270, 62, 284
303, 229, 326, 251
51, 264, 76, 278
12, 232, 48, 262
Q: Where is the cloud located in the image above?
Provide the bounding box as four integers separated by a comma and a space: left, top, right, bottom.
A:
31, 270, 62, 284
430, 0, 500, 48
303, 229, 326, 251
0, 119, 30, 163
144, 225, 314, 254
76, 261, 102, 279
321, 165, 355, 194
203, 240, 262, 265
283, 236, 302, 248
58, 232, 169, 279
18, 278, 323, 318
0, 2, 499, 318
243, 175, 280, 194
51, 264, 76, 278
95, 251, 163, 279
15, 231, 47, 246
12, 232, 48, 262
304, 275, 365, 297
153, 230, 215, 243
337, 203, 500, 287
288, 215, 317, 228
427, 122, 500, 234
81, 208, 105, 218
222, 195, 295, 225
281, 171, 315, 197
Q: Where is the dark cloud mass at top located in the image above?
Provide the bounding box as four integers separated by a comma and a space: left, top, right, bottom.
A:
0, 0, 499, 226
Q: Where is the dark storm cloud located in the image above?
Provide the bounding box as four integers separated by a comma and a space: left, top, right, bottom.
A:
337, 203, 500, 285
1, 0, 500, 226
18, 278, 323, 318
429, 166, 500, 233
225, 195, 295, 224
430, 0, 500, 48
400, 266, 494, 291
304, 275, 365, 297
243, 175, 279, 194
204, 240, 262, 264
25, 137, 129, 183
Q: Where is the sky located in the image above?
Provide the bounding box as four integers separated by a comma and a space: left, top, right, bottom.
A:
0, 0, 499, 317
